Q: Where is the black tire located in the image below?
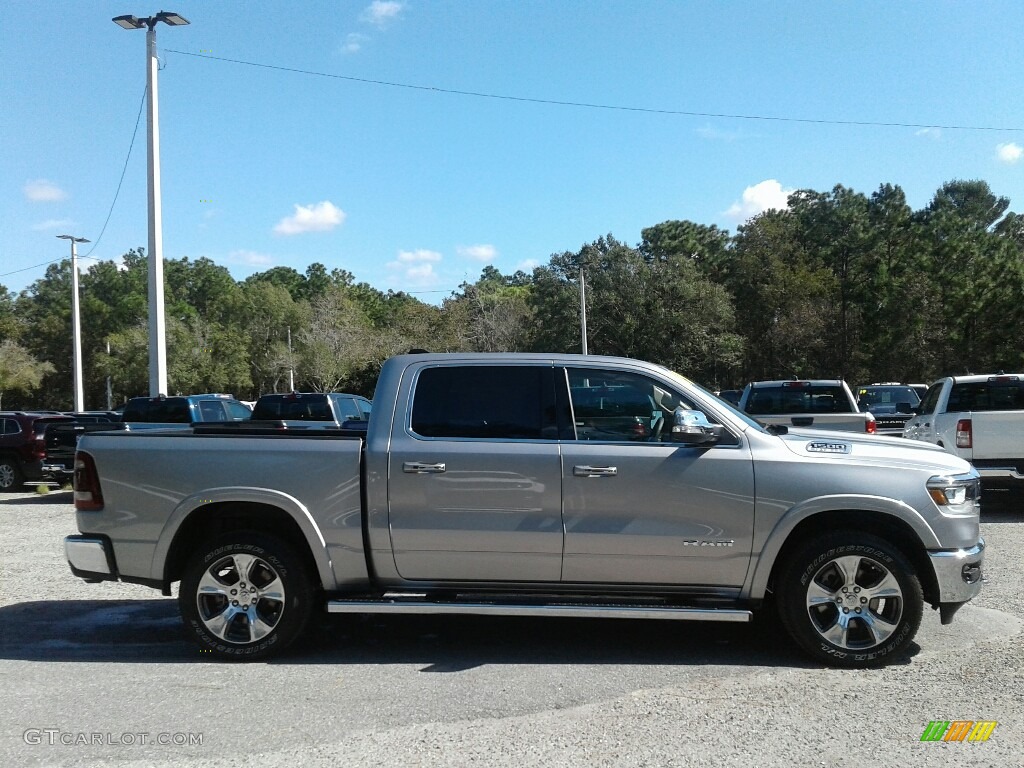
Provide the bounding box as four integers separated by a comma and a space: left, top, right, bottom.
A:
776, 531, 923, 668
179, 531, 315, 661
0, 456, 24, 492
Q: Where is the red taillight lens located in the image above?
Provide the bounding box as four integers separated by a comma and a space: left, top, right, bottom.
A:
32, 437, 47, 460
73, 451, 104, 511
866, 418, 876, 434
956, 419, 973, 449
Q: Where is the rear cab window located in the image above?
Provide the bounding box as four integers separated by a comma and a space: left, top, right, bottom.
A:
745, 383, 853, 415
948, 376, 1024, 412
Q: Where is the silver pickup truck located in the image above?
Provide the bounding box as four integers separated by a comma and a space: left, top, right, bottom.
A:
65, 353, 985, 668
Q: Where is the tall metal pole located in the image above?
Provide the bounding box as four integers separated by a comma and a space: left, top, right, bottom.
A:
58, 234, 89, 411
287, 326, 295, 391
579, 267, 588, 355
146, 21, 168, 396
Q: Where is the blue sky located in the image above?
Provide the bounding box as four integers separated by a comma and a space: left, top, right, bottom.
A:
3, 1, 1023, 303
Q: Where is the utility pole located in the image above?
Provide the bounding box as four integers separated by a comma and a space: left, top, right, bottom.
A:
287, 326, 295, 391
579, 266, 588, 355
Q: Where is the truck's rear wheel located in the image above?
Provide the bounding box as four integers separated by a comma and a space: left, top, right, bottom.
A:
777, 532, 923, 668
179, 532, 314, 660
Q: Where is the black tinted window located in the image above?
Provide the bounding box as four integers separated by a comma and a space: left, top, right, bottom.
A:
253, 396, 332, 420
411, 366, 554, 439
948, 380, 1024, 412
745, 385, 852, 414
123, 399, 191, 423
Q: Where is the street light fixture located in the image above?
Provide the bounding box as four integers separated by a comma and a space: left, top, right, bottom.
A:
112, 10, 190, 397
57, 234, 90, 412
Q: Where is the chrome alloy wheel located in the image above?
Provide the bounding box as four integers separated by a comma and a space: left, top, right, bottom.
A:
195, 553, 286, 644
804, 554, 904, 650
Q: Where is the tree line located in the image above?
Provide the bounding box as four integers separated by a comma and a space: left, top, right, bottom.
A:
1, 178, 1022, 410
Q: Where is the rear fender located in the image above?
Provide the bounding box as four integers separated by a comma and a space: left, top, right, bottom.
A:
152, 487, 336, 591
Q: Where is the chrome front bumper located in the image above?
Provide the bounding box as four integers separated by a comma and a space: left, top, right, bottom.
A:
928, 538, 985, 605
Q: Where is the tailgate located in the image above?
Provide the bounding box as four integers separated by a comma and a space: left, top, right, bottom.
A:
757, 414, 869, 432
969, 411, 1024, 459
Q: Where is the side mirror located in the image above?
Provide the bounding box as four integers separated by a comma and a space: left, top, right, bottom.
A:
670, 407, 722, 446
896, 401, 913, 414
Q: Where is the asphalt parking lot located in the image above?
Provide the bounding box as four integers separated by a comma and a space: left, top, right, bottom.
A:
1, 489, 1021, 767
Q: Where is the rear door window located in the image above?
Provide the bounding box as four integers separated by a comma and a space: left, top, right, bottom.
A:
332, 395, 362, 421
198, 401, 227, 421
411, 366, 556, 439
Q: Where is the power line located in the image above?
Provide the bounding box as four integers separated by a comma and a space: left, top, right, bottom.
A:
81, 84, 148, 259
0, 86, 147, 283
165, 48, 1024, 133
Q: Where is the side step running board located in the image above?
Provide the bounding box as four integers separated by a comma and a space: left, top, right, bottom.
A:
326, 598, 752, 623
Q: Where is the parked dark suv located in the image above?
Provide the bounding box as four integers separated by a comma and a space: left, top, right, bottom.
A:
121, 393, 252, 425
0, 412, 74, 490
251, 392, 371, 426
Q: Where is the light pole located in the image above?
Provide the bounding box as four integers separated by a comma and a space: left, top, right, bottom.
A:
112, 10, 190, 396
57, 234, 90, 411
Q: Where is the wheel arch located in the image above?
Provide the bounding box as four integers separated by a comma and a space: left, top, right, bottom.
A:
747, 501, 941, 608
157, 491, 334, 594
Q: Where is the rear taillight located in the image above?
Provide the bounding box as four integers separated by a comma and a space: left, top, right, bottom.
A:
32, 437, 47, 460
73, 451, 104, 511
866, 417, 876, 434
956, 419, 973, 449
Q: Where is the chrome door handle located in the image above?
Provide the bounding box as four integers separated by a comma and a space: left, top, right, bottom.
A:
573, 465, 618, 477
403, 462, 446, 474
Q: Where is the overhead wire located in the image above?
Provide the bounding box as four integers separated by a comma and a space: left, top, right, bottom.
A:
164, 48, 1024, 133
0, 85, 148, 282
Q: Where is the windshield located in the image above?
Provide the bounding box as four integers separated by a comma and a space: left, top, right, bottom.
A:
658, 369, 767, 432
856, 386, 921, 410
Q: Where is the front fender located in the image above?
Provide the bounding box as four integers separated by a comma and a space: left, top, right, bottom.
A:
151, 487, 336, 592
743, 494, 939, 600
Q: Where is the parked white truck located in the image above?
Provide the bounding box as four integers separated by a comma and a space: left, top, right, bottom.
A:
903, 373, 1024, 491
65, 353, 984, 667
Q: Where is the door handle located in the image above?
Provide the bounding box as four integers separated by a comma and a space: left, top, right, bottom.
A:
573, 465, 618, 477
403, 462, 446, 474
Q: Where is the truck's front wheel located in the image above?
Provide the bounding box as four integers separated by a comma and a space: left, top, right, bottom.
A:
179, 532, 314, 661
777, 532, 923, 667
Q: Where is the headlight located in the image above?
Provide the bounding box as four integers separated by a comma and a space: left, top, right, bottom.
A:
927, 475, 980, 511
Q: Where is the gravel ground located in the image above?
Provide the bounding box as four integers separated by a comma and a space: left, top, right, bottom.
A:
0, 488, 1021, 768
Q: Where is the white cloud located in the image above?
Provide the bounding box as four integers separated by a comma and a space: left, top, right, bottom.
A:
723, 179, 794, 222
361, 1, 403, 27
516, 259, 540, 273
227, 249, 274, 267
273, 201, 346, 235
31, 218, 76, 231
24, 179, 67, 202
915, 127, 942, 140
996, 142, 1022, 164
342, 33, 367, 54
696, 124, 742, 142
388, 249, 442, 286
457, 244, 497, 262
